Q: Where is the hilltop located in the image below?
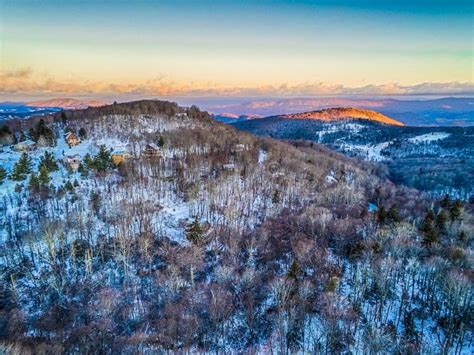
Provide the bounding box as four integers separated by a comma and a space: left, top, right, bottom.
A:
281, 107, 404, 126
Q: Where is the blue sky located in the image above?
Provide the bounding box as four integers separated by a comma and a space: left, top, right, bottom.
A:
1, 0, 473, 99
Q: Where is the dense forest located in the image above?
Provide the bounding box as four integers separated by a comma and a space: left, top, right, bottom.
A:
0, 100, 472, 353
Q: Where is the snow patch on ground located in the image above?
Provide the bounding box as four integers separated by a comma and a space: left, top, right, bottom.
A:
258, 149, 267, 164
342, 141, 391, 162
408, 132, 450, 144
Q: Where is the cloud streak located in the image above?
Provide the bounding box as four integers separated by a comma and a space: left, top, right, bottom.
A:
1, 69, 473, 99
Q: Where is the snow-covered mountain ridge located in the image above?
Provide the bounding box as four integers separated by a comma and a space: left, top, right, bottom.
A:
0, 100, 471, 353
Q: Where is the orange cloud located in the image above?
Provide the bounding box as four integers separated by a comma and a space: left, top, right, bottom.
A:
1, 69, 473, 98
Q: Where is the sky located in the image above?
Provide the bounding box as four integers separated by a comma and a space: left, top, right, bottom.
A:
1, 0, 473, 100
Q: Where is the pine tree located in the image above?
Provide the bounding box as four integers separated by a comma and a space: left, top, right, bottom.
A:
449, 200, 463, 222
435, 210, 448, 234
158, 135, 165, 147
64, 180, 74, 191
94, 145, 113, 172
83, 153, 94, 169
186, 218, 204, 245
78, 127, 87, 139
78, 163, 89, 178
73, 179, 79, 187
403, 310, 418, 343
0, 167, 6, 185
39, 151, 58, 172
377, 206, 386, 224
388, 205, 401, 222
272, 189, 281, 204
30, 119, 55, 146
61, 112, 68, 125
287, 259, 302, 280
10, 153, 32, 181
38, 165, 50, 188
422, 210, 438, 246
440, 194, 451, 208
28, 173, 40, 192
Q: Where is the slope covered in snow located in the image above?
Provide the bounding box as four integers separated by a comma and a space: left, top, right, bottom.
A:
0, 100, 472, 353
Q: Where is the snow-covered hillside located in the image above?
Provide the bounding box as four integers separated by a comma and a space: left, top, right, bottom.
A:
234, 117, 474, 199
0, 101, 472, 353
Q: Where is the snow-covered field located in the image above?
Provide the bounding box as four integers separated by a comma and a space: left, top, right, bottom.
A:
341, 141, 391, 162
408, 132, 450, 144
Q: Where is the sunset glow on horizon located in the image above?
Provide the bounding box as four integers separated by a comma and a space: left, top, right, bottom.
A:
1, 0, 473, 100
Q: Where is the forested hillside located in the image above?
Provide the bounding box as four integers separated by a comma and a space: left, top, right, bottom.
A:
0, 101, 472, 353
233, 116, 474, 200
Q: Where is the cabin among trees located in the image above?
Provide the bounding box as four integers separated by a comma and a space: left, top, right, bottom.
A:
13, 139, 36, 152
65, 132, 81, 147
232, 143, 247, 153
63, 154, 81, 171
111, 149, 131, 165
142, 143, 161, 157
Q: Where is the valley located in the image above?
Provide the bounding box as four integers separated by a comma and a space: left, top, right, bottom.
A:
232, 112, 474, 200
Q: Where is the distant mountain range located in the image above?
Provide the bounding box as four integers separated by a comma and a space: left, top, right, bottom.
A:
207, 97, 474, 126
1, 96, 473, 126
26, 98, 107, 109
212, 112, 262, 123
0, 98, 107, 121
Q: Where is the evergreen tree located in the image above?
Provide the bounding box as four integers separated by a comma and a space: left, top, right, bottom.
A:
158, 135, 165, 147
287, 259, 302, 280
83, 153, 94, 169
272, 189, 281, 204
387, 205, 401, 223
0, 125, 11, 136
422, 210, 438, 246
94, 145, 113, 172
73, 179, 79, 187
10, 153, 33, 181
186, 218, 204, 245
440, 194, 451, 208
0, 167, 6, 185
78, 127, 87, 139
403, 310, 418, 343
39, 151, 58, 172
376, 206, 386, 224
28, 173, 40, 192
90, 191, 101, 213
61, 112, 68, 125
38, 165, 50, 188
29, 119, 55, 146
78, 163, 89, 178
459, 230, 466, 242
435, 210, 448, 234
449, 200, 463, 222
64, 180, 74, 191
